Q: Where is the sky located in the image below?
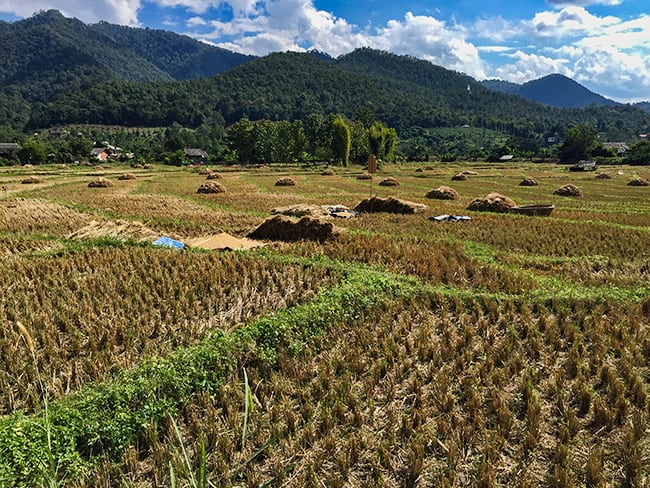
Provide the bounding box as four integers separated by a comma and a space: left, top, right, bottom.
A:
1, 0, 649, 102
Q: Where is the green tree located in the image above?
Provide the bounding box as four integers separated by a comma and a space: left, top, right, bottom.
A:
227, 118, 254, 163
330, 115, 351, 167
559, 124, 599, 163
17, 139, 48, 165
368, 121, 398, 162
626, 140, 650, 165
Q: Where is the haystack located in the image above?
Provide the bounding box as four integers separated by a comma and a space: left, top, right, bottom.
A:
248, 215, 340, 242
118, 173, 137, 180
461, 170, 479, 176
131, 163, 144, 169
271, 204, 330, 218
467, 192, 516, 213
519, 177, 539, 186
357, 173, 372, 180
206, 172, 223, 180
425, 185, 459, 200
197, 181, 226, 194
451, 173, 468, 181
354, 196, 427, 214
554, 184, 583, 197
321, 168, 336, 176
628, 177, 650, 187
275, 177, 297, 186
595, 173, 612, 179
68, 219, 159, 242
88, 177, 113, 188
379, 177, 400, 187
21, 176, 45, 184
143, 164, 154, 170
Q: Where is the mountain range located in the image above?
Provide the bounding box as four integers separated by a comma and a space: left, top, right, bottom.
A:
0, 10, 648, 143
480, 74, 620, 109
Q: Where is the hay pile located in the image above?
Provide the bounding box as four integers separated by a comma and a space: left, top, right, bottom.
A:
131, 163, 144, 169
188, 233, 263, 250
415, 168, 423, 173
275, 177, 297, 186
356, 173, 372, 180
321, 168, 336, 176
271, 204, 330, 218
354, 196, 427, 214
461, 170, 479, 176
68, 219, 160, 242
21, 176, 45, 184
118, 173, 137, 180
379, 177, 400, 187
143, 164, 154, 170
595, 173, 612, 179
628, 177, 650, 186
519, 177, 539, 186
554, 184, 583, 197
197, 181, 226, 193
198, 168, 213, 175
467, 192, 516, 213
206, 172, 223, 180
88, 177, 113, 188
248, 215, 341, 242
451, 173, 468, 181
425, 186, 459, 200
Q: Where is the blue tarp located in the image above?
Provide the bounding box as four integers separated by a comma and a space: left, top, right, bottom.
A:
152, 236, 185, 249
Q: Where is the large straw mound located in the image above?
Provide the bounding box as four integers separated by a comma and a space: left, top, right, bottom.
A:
451, 173, 468, 181
467, 192, 517, 213
519, 177, 539, 186
118, 173, 137, 180
248, 215, 341, 242
21, 176, 45, 184
554, 184, 583, 197
88, 177, 113, 188
628, 177, 650, 187
206, 172, 223, 180
425, 186, 459, 200
197, 181, 226, 194
271, 204, 330, 218
321, 168, 336, 176
356, 173, 372, 180
379, 177, 400, 187
275, 177, 297, 186
354, 196, 427, 214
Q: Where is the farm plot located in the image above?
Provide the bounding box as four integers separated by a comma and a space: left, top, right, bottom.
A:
0, 161, 649, 487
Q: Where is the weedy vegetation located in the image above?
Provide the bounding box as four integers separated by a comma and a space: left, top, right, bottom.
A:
0, 161, 648, 487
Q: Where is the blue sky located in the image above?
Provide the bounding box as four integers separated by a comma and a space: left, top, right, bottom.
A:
1, 0, 649, 102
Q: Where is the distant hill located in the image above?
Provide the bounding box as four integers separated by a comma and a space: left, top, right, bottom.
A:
0, 10, 253, 103
481, 74, 618, 108
634, 102, 650, 114
92, 22, 255, 80
1, 11, 649, 147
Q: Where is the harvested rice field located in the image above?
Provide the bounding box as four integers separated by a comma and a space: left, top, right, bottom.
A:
0, 160, 649, 487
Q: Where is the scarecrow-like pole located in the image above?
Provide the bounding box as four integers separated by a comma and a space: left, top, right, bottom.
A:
368, 153, 377, 197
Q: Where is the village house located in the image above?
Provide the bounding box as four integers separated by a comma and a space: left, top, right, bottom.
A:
184, 148, 208, 164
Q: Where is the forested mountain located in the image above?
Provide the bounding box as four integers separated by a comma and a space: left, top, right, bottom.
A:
91, 22, 255, 80
1, 11, 649, 149
481, 74, 618, 108
0, 10, 253, 103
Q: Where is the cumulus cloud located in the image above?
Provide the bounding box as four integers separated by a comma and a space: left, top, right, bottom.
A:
546, 0, 621, 7
0, 0, 141, 24
530, 6, 619, 37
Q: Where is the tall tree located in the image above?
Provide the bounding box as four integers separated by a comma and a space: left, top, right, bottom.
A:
559, 123, 599, 163
330, 115, 351, 167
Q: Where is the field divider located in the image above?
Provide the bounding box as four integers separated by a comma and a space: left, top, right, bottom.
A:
0, 262, 417, 487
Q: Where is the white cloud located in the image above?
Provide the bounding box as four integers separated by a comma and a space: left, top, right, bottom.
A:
546, 0, 622, 7
186, 15, 207, 26
0, 0, 141, 24
530, 6, 619, 37
372, 12, 486, 78
492, 50, 572, 84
